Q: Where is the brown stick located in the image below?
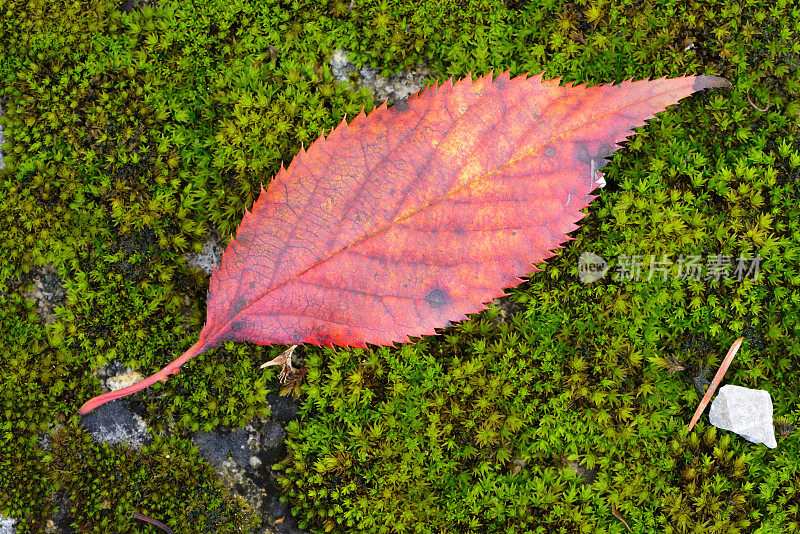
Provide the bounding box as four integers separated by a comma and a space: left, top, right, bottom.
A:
746, 88, 771, 112
687, 337, 743, 431
611, 502, 631, 532
132, 512, 175, 534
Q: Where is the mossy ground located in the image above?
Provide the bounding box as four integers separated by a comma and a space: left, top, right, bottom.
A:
1, 0, 799, 532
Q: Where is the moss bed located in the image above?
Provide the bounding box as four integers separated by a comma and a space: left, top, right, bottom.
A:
1, 0, 798, 532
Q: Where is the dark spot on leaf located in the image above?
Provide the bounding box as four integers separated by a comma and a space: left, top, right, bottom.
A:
576, 145, 591, 164
494, 76, 509, 90
249, 281, 256, 288
576, 143, 615, 171
393, 99, 409, 112
544, 146, 555, 157
454, 227, 465, 236
231, 297, 248, 317
389, 187, 396, 196
595, 143, 613, 169
424, 289, 448, 309
230, 320, 249, 333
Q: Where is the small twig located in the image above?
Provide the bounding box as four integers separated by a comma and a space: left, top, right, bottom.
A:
776, 417, 795, 438
665, 355, 685, 375
132, 512, 175, 534
260, 345, 298, 383
570, 30, 586, 45
688, 337, 743, 431
746, 88, 771, 112
611, 502, 632, 532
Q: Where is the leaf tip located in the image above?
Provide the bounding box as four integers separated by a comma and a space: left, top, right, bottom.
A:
527, 72, 544, 84
692, 75, 732, 91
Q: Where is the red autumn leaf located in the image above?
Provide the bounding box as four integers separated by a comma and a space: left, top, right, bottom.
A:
78, 71, 730, 415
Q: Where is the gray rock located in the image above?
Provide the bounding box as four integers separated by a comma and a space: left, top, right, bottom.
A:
330, 49, 358, 83
80, 401, 150, 448
266, 392, 301, 423
192, 420, 286, 471
92, 362, 150, 413
105, 369, 145, 392
186, 233, 225, 275
0, 516, 15, 534
709, 384, 777, 448
328, 48, 431, 106
192, 428, 252, 470
249, 455, 263, 469
95, 360, 133, 379
193, 420, 306, 534
260, 422, 287, 465
45, 492, 74, 534
21, 264, 66, 325
566, 459, 597, 485
38, 422, 62, 452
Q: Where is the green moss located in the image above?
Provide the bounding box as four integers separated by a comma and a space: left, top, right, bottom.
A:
1, 0, 799, 531
47, 427, 257, 532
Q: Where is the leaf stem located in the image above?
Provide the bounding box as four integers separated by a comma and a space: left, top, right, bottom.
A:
78, 339, 207, 416
687, 337, 743, 431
